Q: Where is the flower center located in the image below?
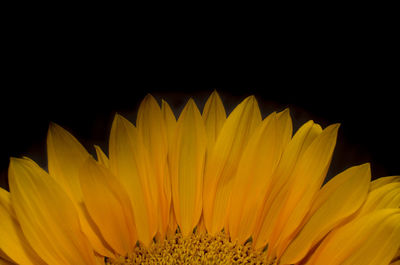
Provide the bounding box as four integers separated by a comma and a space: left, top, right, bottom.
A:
105, 231, 270, 264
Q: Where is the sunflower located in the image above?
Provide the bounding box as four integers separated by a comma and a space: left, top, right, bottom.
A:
0, 91, 399, 265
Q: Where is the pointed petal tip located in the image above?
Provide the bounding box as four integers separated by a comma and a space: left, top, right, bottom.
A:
8, 157, 27, 167
280, 108, 290, 115
331, 123, 341, 130
48, 122, 62, 133
247, 95, 256, 101
142, 93, 157, 103
210, 90, 220, 97
114, 113, 125, 122
186, 98, 197, 108
325, 123, 341, 134
360, 162, 371, 170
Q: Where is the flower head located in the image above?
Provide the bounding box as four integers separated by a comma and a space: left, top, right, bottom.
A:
0, 91, 399, 265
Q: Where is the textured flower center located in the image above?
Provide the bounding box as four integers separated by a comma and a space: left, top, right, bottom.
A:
105, 231, 270, 264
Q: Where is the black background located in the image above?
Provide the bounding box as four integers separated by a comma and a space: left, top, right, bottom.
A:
1, 17, 399, 190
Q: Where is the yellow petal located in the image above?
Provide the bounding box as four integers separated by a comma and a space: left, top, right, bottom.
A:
8, 158, 96, 265
47, 123, 89, 202
94, 145, 109, 168
202, 91, 226, 151
109, 114, 157, 246
203, 95, 262, 234
370, 176, 400, 191
392, 249, 400, 265
79, 157, 137, 256
0, 188, 45, 265
161, 99, 177, 236
275, 109, 293, 151
161, 99, 177, 144
137, 94, 170, 237
0, 256, 16, 265
271, 124, 339, 257
47, 124, 113, 257
306, 209, 400, 265
357, 182, 400, 217
252, 120, 322, 249
166, 203, 178, 239
170, 99, 206, 236
281, 164, 371, 264
228, 111, 292, 244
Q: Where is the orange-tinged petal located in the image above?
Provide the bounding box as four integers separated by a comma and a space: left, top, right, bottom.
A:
47, 124, 113, 257
94, 145, 109, 168
0, 257, 16, 265
170, 99, 206, 236
0, 188, 45, 265
392, 249, 400, 264
161, 99, 177, 236
161, 99, 177, 144
203, 95, 262, 234
253, 120, 322, 249
271, 124, 339, 258
202, 91, 226, 151
281, 164, 371, 264
357, 182, 400, 217
166, 203, 178, 239
47, 123, 89, 201
305, 209, 400, 265
8, 158, 96, 265
137, 94, 170, 237
79, 157, 137, 256
109, 114, 157, 246
228, 111, 292, 243
275, 109, 293, 151
370, 176, 400, 191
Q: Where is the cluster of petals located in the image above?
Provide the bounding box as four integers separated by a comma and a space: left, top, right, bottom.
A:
0, 91, 399, 265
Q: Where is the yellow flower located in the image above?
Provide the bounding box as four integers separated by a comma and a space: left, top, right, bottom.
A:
0, 92, 399, 265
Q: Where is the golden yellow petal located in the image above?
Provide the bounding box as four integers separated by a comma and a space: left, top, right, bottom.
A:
166, 203, 178, 239
170, 99, 206, 236
8, 158, 97, 265
94, 145, 109, 168
275, 108, 293, 151
109, 114, 157, 246
79, 157, 137, 255
47, 123, 89, 202
306, 209, 400, 265
0, 257, 16, 265
161, 99, 177, 144
357, 182, 400, 217
203, 95, 262, 234
271, 124, 339, 257
252, 120, 322, 249
228, 111, 292, 244
370, 176, 400, 191
137, 94, 170, 237
281, 164, 371, 264
47, 124, 113, 257
0, 188, 45, 265
202, 91, 226, 151
392, 249, 400, 265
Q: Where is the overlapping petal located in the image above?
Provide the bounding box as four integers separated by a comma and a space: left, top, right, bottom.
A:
169, 99, 206, 236
8, 158, 97, 265
1, 91, 398, 265
203, 95, 262, 234
109, 114, 157, 246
